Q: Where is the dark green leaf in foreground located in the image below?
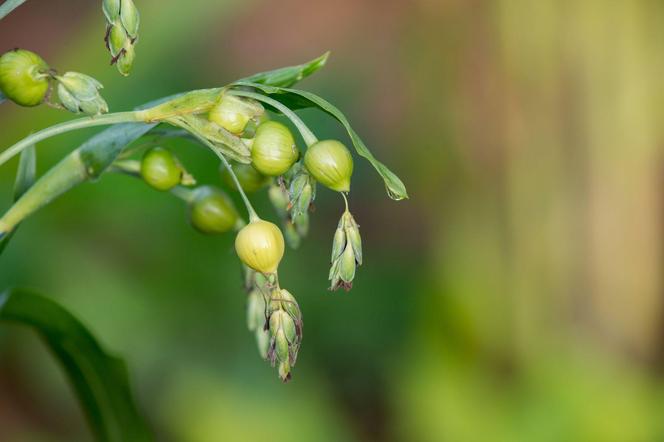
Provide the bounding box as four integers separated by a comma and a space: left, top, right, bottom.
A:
233, 81, 408, 200
0, 288, 151, 442
238, 52, 329, 88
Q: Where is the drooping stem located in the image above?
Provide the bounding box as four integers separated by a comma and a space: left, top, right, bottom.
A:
184, 131, 259, 222
228, 89, 318, 147
0, 112, 141, 167
341, 192, 349, 213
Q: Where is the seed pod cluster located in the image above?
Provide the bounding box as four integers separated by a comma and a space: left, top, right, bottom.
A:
56, 72, 108, 115
103, 0, 139, 76
329, 210, 362, 291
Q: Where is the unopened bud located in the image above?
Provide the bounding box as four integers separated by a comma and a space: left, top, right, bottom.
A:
56, 72, 108, 115
328, 210, 362, 291
102, 0, 121, 22
116, 41, 135, 76
120, 0, 140, 38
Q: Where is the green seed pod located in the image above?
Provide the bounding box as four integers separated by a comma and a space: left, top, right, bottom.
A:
304, 140, 353, 192
251, 121, 298, 176
108, 21, 126, 57
140, 147, 182, 191
235, 220, 285, 273
345, 216, 362, 265
56, 72, 108, 115
279, 288, 302, 322
120, 0, 140, 38
116, 41, 135, 76
0, 49, 49, 107
221, 162, 269, 193
331, 225, 346, 262
278, 360, 291, 382
103, 0, 121, 22
339, 242, 356, 283
209, 95, 264, 135
188, 186, 239, 234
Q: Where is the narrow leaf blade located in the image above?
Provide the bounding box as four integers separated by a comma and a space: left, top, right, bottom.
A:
235, 82, 408, 200
238, 52, 330, 88
0, 288, 151, 441
14, 144, 36, 201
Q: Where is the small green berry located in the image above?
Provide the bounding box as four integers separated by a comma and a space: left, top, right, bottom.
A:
140, 147, 182, 191
251, 121, 299, 176
304, 140, 353, 192
188, 186, 239, 234
0, 49, 50, 107
220, 162, 270, 193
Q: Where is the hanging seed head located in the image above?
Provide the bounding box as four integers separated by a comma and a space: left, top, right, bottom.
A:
220, 162, 270, 194
329, 210, 362, 291
251, 121, 299, 176
188, 186, 239, 234
208, 94, 264, 135
304, 140, 353, 192
56, 72, 108, 115
103, 0, 139, 76
140, 147, 182, 191
235, 220, 285, 273
266, 288, 302, 382
287, 163, 316, 220
0, 49, 50, 107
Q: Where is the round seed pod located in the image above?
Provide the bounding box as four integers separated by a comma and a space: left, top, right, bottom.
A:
220, 162, 270, 193
304, 140, 353, 192
209, 95, 263, 135
235, 219, 285, 273
140, 147, 182, 191
0, 49, 50, 107
188, 186, 239, 234
251, 121, 298, 176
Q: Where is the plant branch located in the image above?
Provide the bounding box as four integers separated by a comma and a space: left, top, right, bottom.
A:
0, 112, 141, 167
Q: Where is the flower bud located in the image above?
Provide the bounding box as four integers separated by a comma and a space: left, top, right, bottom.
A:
0, 49, 50, 107
208, 94, 264, 135
235, 220, 285, 273
266, 288, 302, 382
107, 21, 126, 57
251, 121, 299, 176
56, 72, 108, 115
116, 41, 135, 76
304, 140, 353, 192
103, 0, 121, 22
140, 147, 182, 191
188, 186, 239, 234
287, 164, 316, 220
103, 0, 139, 76
220, 162, 270, 193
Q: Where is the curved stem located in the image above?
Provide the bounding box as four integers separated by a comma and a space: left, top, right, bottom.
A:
228, 89, 318, 147
184, 131, 259, 222
341, 192, 349, 213
0, 111, 141, 167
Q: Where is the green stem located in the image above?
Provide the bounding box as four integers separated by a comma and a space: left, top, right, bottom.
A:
185, 131, 259, 222
170, 186, 195, 203
0, 112, 141, 167
0, 0, 26, 20
341, 192, 349, 213
228, 89, 318, 147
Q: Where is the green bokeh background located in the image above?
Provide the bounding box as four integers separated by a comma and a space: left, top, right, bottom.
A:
2, 0, 664, 441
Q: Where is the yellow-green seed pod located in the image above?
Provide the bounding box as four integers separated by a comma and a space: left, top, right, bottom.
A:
0, 49, 49, 107
188, 186, 239, 234
116, 41, 135, 76
251, 121, 298, 176
209, 95, 264, 135
140, 147, 182, 191
235, 219, 285, 273
304, 140, 353, 192
220, 162, 270, 193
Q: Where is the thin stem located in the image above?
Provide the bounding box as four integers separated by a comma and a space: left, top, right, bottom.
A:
0, 0, 27, 20
341, 192, 349, 213
170, 186, 195, 203
228, 89, 318, 147
184, 131, 259, 222
0, 111, 141, 167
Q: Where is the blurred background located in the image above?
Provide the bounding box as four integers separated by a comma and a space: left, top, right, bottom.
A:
2, 0, 664, 440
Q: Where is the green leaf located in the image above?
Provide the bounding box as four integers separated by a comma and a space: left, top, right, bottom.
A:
0, 145, 37, 254
238, 52, 330, 88
14, 144, 36, 200
0, 0, 26, 20
234, 82, 408, 200
0, 288, 152, 442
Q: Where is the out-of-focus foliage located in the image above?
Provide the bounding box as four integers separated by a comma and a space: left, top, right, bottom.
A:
2, 0, 664, 441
